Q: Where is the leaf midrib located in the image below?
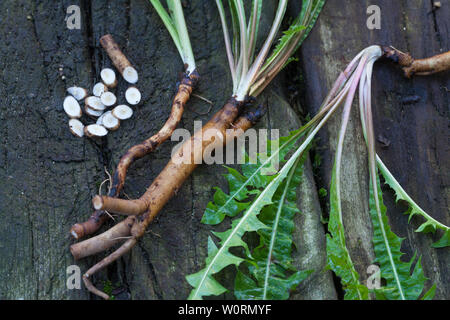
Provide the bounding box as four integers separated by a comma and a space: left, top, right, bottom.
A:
262, 156, 301, 299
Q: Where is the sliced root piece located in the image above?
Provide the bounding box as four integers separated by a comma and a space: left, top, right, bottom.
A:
123, 66, 138, 84
84, 106, 104, 118
125, 86, 141, 105
100, 92, 117, 107
84, 124, 108, 138
74, 98, 248, 299
100, 34, 138, 84
68, 119, 85, 138
93, 82, 108, 97
102, 111, 120, 130
63, 96, 82, 118
85, 96, 106, 111
70, 210, 109, 240
112, 104, 133, 120
67, 86, 88, 100
100, 68, 118, 88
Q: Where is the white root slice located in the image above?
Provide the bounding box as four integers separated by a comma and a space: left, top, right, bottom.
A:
85, 96, 106, 111
100, 68, 118, 88
63, 96, 82, 118
102, 111, 120, 130
125, 87, 141, 105
69, 119, 85, 138
84, 105, 104, 118
112, 104, 133, 120
123, 66, 138, 84
100, 92, 117, 107
93, 82, 108, 97
84, 124, 108, 138
67, 86, 88, 100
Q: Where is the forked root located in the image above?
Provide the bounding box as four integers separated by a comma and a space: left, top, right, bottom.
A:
383, 46, 450, 77
109, 70, 200, 198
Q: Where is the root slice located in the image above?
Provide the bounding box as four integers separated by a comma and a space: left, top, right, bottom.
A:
100, 34, 138, 84
93, 195, 147, 215
84, 106, 104, 118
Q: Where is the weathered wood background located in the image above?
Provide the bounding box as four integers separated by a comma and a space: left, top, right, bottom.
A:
0, 0, 448, 299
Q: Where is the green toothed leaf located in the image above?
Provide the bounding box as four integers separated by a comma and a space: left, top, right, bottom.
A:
377, 156, 450, 248
235, 153, 313, 300
235, 268, 312, 300
260, 0, 325, 75
421, 284, 437, 300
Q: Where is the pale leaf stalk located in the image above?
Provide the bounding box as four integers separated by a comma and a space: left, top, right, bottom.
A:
247, 0, 262, 62
191, 74, 352, 299
167, 0, 196, 74
359, 60, 449, 235
235, 0, 288, 100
